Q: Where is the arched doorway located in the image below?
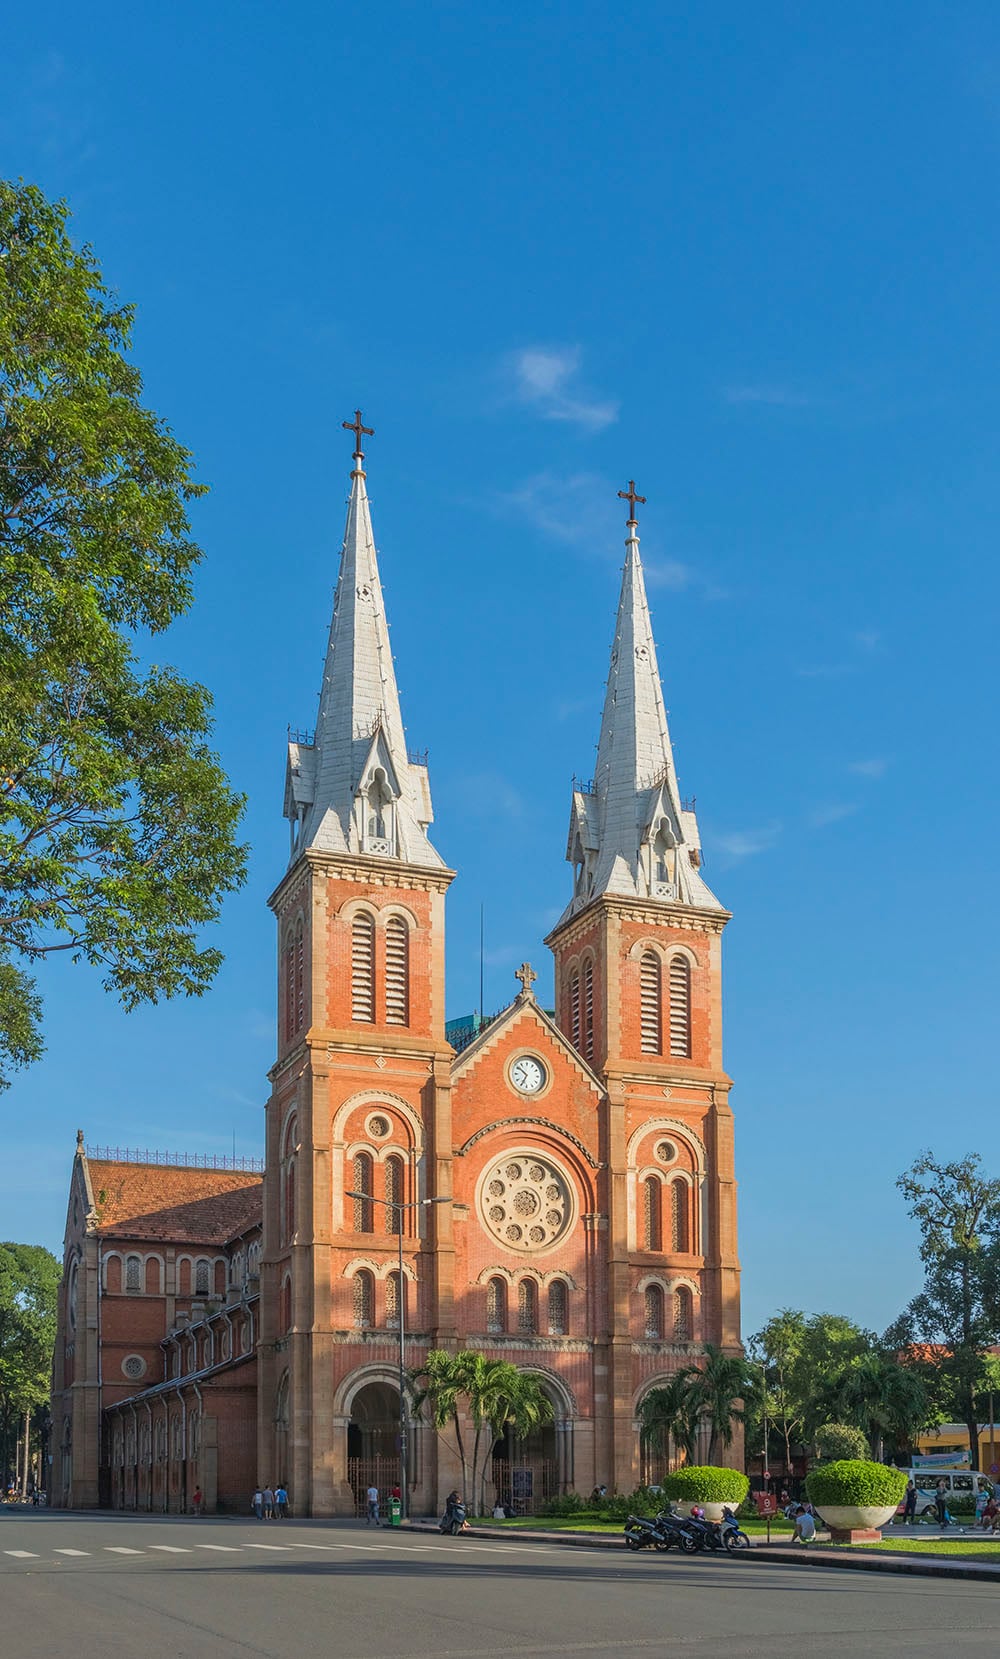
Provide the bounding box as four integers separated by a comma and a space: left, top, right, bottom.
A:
347, 1381, 401, 1516
490, 1376, 570, 1516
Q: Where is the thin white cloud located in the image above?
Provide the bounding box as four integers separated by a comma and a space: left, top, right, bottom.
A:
508, 346, 619, 432
644, 558, 696, 591
849, 759, 888, 779
808, 802, 859, 829
500, 471, 618, 547
853, 629, 881, 652
712, 823, 782, 862
723, 384, 812, 408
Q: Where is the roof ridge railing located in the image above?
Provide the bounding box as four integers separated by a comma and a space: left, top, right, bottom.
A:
85, 1146, 265, 1173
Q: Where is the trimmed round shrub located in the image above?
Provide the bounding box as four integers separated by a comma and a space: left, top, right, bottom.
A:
805, 1460, 907, 1509
814, 1423, 870, 1463
660, 1466, 750, 1505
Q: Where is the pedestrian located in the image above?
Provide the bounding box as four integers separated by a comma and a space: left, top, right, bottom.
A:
366, 1483, 380, 1526
982, 1497, 999, 1531
263, 1484, 275, 1520
975, 1487, 988, 1529
903, 1481, 917, 1525
792, 1505, 816, 1546
935, 1481, 948, 1527
192, 1485, 203, 1517
275, 1484, 288, 1518
252, 1487, 263, 1520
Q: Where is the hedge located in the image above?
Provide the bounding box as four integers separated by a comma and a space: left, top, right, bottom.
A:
805, 1460, 907, 1508
659, 1466, 750, 1505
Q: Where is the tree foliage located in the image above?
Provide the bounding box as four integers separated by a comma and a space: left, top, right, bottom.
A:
0, 1242, 59, 1478
0, 179, 247, 1085
747, 1310, 874, 1471
638, 1346, 753, 1469
814, 1422, 870, 1462
412, 1349, 553, 1515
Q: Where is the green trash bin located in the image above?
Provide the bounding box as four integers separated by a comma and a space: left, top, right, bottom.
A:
390, 1497, 402, 1527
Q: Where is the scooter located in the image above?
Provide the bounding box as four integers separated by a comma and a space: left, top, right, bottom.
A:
719, 1505, 750, 1551
673, 1511, 724, 1551
439, 1498, 467, 1535
623, 1515, 668, 1551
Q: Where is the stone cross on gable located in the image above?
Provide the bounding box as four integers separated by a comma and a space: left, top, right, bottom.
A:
515, 961, 537, 996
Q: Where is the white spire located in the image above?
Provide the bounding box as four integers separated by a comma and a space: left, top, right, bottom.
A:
559, 484, 723, 920
283, 415, 443, 868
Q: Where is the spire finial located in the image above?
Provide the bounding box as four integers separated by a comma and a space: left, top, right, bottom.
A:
617, 478, 646, 529
515, 961, 537, 996
342, 408, 375, 472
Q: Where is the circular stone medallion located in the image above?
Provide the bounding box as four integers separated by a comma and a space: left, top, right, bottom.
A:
479, 1151, 572, 1253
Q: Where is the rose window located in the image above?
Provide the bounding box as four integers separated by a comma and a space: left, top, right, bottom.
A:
479, 1152, 571, 1253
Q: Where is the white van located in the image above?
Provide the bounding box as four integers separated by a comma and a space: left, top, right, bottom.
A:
896, 1469, 994, 1518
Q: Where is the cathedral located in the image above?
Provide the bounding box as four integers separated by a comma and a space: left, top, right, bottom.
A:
50, 417, 741, 1515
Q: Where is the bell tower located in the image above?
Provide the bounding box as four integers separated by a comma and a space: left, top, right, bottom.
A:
259, 414, 456, 1515
546, 481, 741, 1486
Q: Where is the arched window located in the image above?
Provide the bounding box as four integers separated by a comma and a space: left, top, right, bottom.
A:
352, 1269, 374, 1328
517, 1278, 538, 1334
125, 1255, 142, 1295
145, 1257, 161, 1295
673, 1286, 693, 1342
285, 1162, 296, 1241
283, 929, 295, 1041
568, 970, 581, 1050
294, 918, 305, 1034
668, 955, 691, 1058
643, 1176, 662, 1252
352, 1152, 374, 1233
671, 1179, 690, 1253
351, 912, 376, 1023
547, 1279, 568, 1336
644, 1283, 664, 1340
385, 916, 409, 1026
583, 958, 595, 1061
384, 1154, 404, 1231
105, 1256, 122, 1294
385, 1270, 407, 1331
486, 1277, 507, 1335
194, 1259, 210, 1297
640, 952, 662, 1054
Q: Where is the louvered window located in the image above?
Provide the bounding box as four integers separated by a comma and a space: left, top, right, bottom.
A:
486, 1277, 507, 1334
569, 972, 581, 1050
643, 1177, 662, 1252
283, 935, 295, 1041
351, 913, 376, 1022
668, 955, 691, 1058
517, 1278, 538, 1333
385, 1270, 406, 1330
671, 1179, 690, 1253
353, 1269, 374, 1328
352, 1152, 374, 1233
284, 1164, 295, 1241
673, 1287, 692, 1342
385, 916, 409, 1025
547, 1280, 568, 1336
125, 1255, 141, 1294
384, 1155, 404, 1230
294, 920, 305, 1032
640, 952, 662, 1054
644, 1283, 664, 1340
583, 959, 594, 1061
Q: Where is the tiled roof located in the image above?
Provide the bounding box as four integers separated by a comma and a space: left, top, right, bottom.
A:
86, 1160, 262, 1244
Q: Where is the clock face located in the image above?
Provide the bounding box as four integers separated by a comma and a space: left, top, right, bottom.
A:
510, 1055, 545, 1094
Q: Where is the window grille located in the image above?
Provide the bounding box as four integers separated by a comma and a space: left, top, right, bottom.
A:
384, 1155, 404, 1230
583, 959, 594, 1061
385, 917, 409, 1026
351, 913, 376, 1022
353, 1270, 374, 1327
640, 952, 662, 1054
486, 1277, 507, 1334
385, 1270, 406, 1330
517, 1278, 538, 1333
644, 1283, 664, 1339
294, 919, 305, 1032
195, 1260, 210, 1296
643, 1176, 662, 1252
125, 1255, 141, 1294
668, 955, 691, 1058
547, 1279, 568, 1336
569, 971, 581, 1050
673, 1287, 692, 1341
283, 935, 295, 1041
671, 1179, 690, 1253
352, 1153, 374, 1233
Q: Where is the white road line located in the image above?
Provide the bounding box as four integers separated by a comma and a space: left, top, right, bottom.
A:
54, 1549, 90, 1556
197, 1544, 242, 1552
245, 1543, 293, 1551
105, 1546, 144, 1554
4, 1550, 38, 1558
149, 1545, 191, 1553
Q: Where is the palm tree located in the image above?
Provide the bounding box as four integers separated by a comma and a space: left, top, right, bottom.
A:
638, 1372, 699, 1473
684, 1345, 754, 1463
838, 1356, 930, 1461
412, 1350, 553, 1515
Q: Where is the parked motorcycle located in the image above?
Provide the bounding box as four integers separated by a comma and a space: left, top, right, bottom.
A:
719, 1505, 750, 1552
675, 1511, 725, 1552
623, 1512, 700, 1554
439, 1497, 468, 1535
623, 1515, 668, 1551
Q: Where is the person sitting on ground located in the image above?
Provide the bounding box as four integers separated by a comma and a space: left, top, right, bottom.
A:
792, 1505, 816, 1546
983, 1497, 1000, 1531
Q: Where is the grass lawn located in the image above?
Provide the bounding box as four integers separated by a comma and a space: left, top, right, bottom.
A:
487, 1513, 793, 1537
854, 1537, 1000, 1559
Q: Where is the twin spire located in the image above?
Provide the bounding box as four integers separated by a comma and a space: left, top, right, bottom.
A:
284, 413, 722, 917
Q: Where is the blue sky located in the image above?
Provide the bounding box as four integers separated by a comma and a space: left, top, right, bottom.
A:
3, 2, 999, 1338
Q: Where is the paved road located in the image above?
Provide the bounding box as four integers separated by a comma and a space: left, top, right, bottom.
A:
2, 1510, 1000, 1658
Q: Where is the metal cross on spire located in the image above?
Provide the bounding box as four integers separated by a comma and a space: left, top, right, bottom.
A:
515, 961, 538, 996
343, 408, 375, 467
617, 479, 646, 526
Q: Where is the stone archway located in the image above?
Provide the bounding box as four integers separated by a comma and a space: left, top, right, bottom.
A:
346, 1380, 403, 1516
490, 1372, 573, 1516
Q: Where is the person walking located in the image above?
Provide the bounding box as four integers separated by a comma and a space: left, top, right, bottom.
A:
263, 1484, 275, 1520
366, 1483, 380, 1526
935, 1481, 948, 1528
275, 1484, 288, 1519
192, 1485, 203, 1517
903, 1481, 917, 1525
252, 1487, 263, 1520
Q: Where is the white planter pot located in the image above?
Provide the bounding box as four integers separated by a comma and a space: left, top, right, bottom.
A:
676, 1499, 740, 1524
814, 1503, 897, 1532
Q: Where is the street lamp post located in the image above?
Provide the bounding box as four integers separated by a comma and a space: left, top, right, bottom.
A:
344, 1189, 449, 1521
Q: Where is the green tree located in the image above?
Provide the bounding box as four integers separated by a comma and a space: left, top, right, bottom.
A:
0, 179, 247, 1085
892, 1151, 1000, 1470
813, 1422, 870, 1462
748, 1310, 874, 1474
637, 1372, 700, 1470
684, 1344, 754, 1463
836, 1354, 931, 1460
412, 1350, 553, 1515
0, 1242, 59, 1486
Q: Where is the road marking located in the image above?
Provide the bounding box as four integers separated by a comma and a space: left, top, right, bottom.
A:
197, 1544, 242, 1552
149, 1545, 191, 1553
4, 1550, 38, 1558
54, 1549, 90, 1556
105, 1546, 144, 1554
246, 1543, 293, 1551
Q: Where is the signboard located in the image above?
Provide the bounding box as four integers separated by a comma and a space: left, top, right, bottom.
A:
755, 1492, 778, 1516
912, 1450, 970, 1470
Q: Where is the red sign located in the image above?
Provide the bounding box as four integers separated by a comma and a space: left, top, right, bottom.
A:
763, 1471, 771, 1481
756, 1493, 778, 1516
